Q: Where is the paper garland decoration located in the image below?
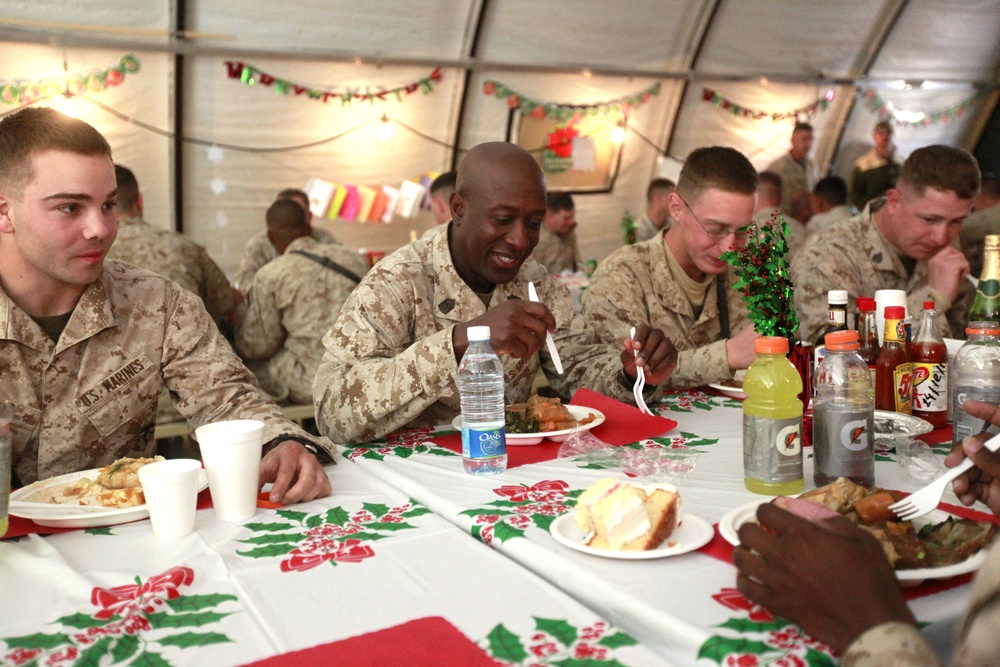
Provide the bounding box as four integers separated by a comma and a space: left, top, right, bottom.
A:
303, 173, 440, 224
482, 79, 661, 121
1, 54, 140, 106
860, 87, 987, 127
700, 88, 835, 122
225, 62, 442, 106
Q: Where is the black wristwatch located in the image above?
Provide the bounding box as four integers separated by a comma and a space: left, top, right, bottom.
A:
265, 434, 328, 462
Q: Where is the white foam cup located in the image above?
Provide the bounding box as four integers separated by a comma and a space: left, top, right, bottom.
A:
137, 458, 203, 540
195, 420, 264, 522
874, 289, 908, 343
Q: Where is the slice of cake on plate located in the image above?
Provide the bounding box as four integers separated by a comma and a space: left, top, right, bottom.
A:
574, 478, 681, 551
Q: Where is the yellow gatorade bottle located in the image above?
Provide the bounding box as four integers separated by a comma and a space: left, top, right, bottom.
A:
743, 336, 804, 495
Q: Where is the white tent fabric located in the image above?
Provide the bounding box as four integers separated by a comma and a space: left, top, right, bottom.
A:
0, 0, 998, 277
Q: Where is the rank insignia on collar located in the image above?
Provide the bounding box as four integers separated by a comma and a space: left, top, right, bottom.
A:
438, 298, 455, 314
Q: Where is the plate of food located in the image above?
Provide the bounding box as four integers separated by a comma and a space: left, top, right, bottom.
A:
709, 370, 747, 400
549, 477, 713, 560
874, 410, 934, 441
452, 396, 605, 445
718, 478, 995, 582
10, 457, 208, 529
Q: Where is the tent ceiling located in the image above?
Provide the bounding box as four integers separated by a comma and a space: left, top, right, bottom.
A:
0, 0, 998, 275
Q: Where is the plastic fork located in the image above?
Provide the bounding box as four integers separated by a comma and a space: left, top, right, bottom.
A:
629, 327, 654, 416
889, 431, 1000, 521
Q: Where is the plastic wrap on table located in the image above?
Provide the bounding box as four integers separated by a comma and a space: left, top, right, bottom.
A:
895, 437, 945, 483
558, 430, 698, 484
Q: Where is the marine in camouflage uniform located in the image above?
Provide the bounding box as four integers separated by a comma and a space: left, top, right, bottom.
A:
583, 233, 750, 388
234, 227, 337, 292
237, 235, 370, 404
313, 227, 644, 443
108, 215, 236, 321
2, 261, 335, 486
532, 224, 582, 274
791, 199, 972, 342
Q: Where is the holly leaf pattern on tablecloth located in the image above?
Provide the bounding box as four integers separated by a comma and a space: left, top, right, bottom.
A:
657, 390, 741, 413
342, 426, 459, 462
237, 499, 430, 572
84, 526, 114, 536
0, 566, 235, 667
699, 587, 837, 665
482, 619, 638, 666
459, 480, 582, 545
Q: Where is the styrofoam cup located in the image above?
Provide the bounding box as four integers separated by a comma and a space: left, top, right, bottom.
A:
874, 289, 908, 343
195, 420, 264, 522
138, 459, 202, 540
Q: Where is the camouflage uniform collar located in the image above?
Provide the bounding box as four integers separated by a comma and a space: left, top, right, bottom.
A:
656, 235, 723, 322
864, 199, 909, 277
285, 235, 320, 254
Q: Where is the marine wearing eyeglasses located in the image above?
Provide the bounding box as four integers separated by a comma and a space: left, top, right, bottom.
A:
583, 146, 760, 388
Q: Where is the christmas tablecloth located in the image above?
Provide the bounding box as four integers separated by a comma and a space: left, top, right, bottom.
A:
0, 458, 667, 667
343, 389, 984, 667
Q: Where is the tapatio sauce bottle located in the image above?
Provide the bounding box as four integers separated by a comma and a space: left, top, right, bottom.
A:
876, 306, 913, 414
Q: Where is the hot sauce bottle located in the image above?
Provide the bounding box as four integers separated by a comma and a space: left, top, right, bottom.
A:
875, 305, 913, 414
911, 301, 948, 429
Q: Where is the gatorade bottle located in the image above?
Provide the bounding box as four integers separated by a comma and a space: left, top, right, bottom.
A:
743, 336, 804, 496
952, 321, 1000, 447
813, 330, 876, 489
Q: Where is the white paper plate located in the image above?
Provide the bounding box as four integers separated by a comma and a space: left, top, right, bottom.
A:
718, 499, 989, 581
549, 512, 713, 560
874, 410, 934, 440
452, 406, 605, 446
708, 383, 747, 400
11, 467, 209, 529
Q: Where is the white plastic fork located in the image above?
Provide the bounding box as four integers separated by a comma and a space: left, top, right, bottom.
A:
889, 431, 1000, 521
629, 327, 654, 416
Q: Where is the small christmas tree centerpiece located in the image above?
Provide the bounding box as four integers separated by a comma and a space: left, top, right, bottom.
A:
721, 213, 799, 339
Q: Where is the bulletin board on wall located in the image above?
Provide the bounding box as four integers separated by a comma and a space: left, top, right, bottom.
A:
507, 109, 624, 193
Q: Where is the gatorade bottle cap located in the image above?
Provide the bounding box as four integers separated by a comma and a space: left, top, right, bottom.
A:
825, 329, 860, 350
754, 336, 789, 354
923, 301, 935, 310
884, 305, 906, 319
857, 297, 876, 311
967, 321, 1000, 335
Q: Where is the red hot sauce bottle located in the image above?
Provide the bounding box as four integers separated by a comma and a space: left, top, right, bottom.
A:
875, 306, 914, 414
911, 301, 948, 429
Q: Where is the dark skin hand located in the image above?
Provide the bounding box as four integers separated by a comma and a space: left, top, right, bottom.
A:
947, 398, 1000, 514
259, 441, 332, 504
621, 324, 678, 386
453, 300, 556, 361
733, 503, 915, 654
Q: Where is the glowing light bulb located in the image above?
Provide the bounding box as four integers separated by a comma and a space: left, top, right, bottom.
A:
376, 115, 394, 141
611, 121, 626, 144
51, 93, 80, 118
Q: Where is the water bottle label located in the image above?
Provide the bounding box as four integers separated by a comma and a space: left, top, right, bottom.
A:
743, 415, 803, 484
892, 363, 914, 413
913, 362, 947, 413
954, 387, 1000, 442
813, 345, 827, 370
462, 427, 506, 460
813, 407, 874, 482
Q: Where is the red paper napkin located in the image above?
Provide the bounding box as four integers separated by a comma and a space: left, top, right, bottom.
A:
239, 616, 501, 667
431, 432, 563, 469
569, 388, 678, 445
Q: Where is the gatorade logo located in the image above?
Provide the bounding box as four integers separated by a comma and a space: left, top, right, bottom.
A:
775, 424, 801, 456
840, 419, 869, 451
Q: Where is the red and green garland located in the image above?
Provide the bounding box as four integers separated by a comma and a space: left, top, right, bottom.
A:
701, 88, 835, 122
860, 87, 986, 127
1, 54, 140, 106
225, 62, 442, 106
483, 79, 661, 122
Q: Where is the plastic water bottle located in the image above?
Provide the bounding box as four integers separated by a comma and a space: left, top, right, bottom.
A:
952, 321, 1000, 448
743, 336, 803, 495
459, 326, 507, 475
813, 330, 875, 489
